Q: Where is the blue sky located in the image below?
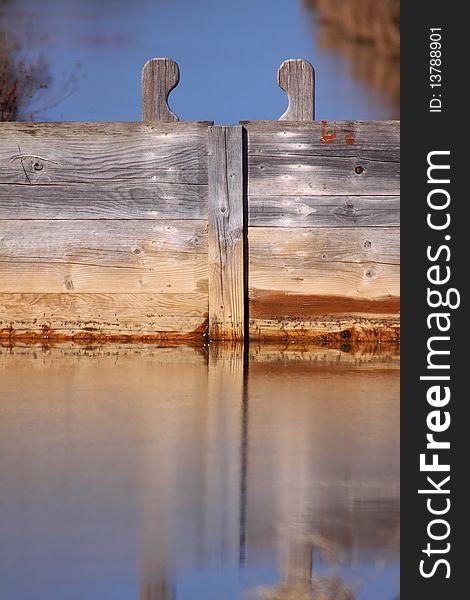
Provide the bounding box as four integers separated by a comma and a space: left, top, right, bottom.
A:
4, 0, 395, 122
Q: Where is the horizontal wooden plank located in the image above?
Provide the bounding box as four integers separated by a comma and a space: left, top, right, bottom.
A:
248, 195, 399, 227
249, 226, 399, 267
1, 219, 207, 255
0, 220, 208, 293
0, 122, 209, 186
247, 154, 399, 196
0, 182, 207, 220
249, 291, 400, 318
249, 261, 399, 299
242, 120, 400, 161
249, 316, 400, 343
244, 120, 399, 196
0, 293, 208, 336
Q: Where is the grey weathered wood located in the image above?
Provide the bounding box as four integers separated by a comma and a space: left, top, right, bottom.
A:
277, 59, 315, 121
248, 155, 399, 196
249, 226, 400, 265
0, 182, 207, 220
248, 195, 400, 227
0, 122, 209, 186
208, 126, 245, 340
142, 58, 180, 121
241, 120, 399, 162
242, 120, 400, 196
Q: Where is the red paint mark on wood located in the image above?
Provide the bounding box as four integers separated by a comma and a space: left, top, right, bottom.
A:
345, 130, 355, 145
320, 120, 337, 144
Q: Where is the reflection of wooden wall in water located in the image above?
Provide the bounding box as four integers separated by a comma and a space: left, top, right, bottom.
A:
303, 0, 400, 116
0, 344, 399, 596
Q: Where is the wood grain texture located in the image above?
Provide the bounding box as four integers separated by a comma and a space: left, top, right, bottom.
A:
248, 226, 399, 341
0, 122, 209, 185
249, 317, 400, 343
0, 182, 207, 220
242, 120, 399, 196
243, 120, 400, 340
277, 59, 315, 121
248, 195, 399, 227
0, 220, 208, 293
142, 58, 180, 121
0, 293, 208, 339
249, 226, 399, 266
208, 126, 245, 340
241, 120, 399, 161
248, 227, 400, 300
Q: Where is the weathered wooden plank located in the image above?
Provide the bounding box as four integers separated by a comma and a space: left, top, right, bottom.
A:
208, 126, 245, 340
241, 120, 400, 162
0, 293, 208, 338
247, 153, 399, 196
249, 289, 400, 317
0, 219, 207, 254
0, 122, 209, 185
277, 59, 315, 121
248, 226, 399, 341
243, 119, 399, 195
0, 182, 207, 220
249, 316, 400, 343
248, 195, 399, 227
142, 58, 180, 122
0, 220, 208, 293
249, 226, 399, 265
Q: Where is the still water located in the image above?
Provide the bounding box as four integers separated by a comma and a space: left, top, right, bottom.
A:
0, 345, 399, 600
1, 0, 398, 122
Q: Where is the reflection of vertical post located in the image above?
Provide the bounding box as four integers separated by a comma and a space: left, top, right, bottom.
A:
207, 343, 248, 567
239, 342, 249, 567
140, 580, 176, 600
283, 537, 313, 589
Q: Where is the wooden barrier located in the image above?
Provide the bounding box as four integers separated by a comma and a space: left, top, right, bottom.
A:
244, 119, 399, 343
0, 58, 399, 344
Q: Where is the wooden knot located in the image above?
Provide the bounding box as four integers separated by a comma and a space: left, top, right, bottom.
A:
277, 59, 315, 121
141, 58, 180, 121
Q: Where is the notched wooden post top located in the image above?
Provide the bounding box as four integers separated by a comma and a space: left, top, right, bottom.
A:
277, 59, 315, 121
142, 58, 180, 121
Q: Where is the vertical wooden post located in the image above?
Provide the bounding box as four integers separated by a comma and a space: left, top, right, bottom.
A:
278, 59, 315, 121
141, 58, 180, 121
208, 126, 245, 340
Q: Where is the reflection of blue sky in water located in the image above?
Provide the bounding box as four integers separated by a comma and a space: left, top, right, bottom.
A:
4, 0, 395, 122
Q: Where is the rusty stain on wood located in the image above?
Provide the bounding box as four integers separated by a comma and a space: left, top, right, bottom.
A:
0, 318, 209, 346
250, 292, 400, 318
249, 318, 400, 344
